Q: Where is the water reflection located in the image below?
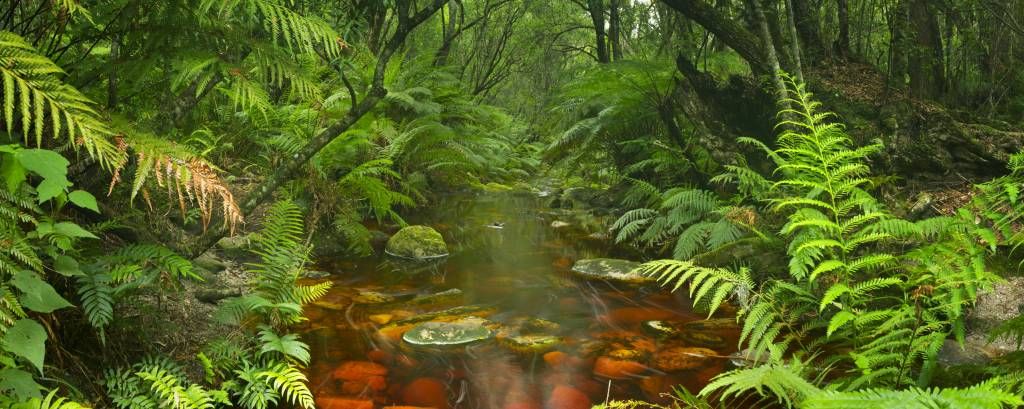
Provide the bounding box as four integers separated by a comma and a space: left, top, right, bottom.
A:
301, 192, 737, 408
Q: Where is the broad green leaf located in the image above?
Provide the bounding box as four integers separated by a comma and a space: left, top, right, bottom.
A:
12, 270, 73, 313
68, 190, 99, 212
53, 222, 98, 239
53, 255, 84, 277
2, 319, 47, 373
0, 152, 27, 192
35, 177, 70, 203
16, 149, 68, 181
0, 368, 43, 400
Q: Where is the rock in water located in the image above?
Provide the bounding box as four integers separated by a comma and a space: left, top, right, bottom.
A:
570, 258, 652, 284
385, 225, 449, 259
402, 318, 494, 350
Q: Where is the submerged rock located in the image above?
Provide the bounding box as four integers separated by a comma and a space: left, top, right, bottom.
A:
679, 331, 728, 349
353, 291, 395, 305
385, 225, 449, 259
497, 333, 562, 355
641, 320, 680, 339
653, 347, 717, 371
683, 318, 739, 331
570, 258, 651, 284
593, 356, 648, 379
402, 317, 494, 349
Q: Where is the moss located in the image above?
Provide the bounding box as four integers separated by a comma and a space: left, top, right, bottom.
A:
385, 225, 448, 259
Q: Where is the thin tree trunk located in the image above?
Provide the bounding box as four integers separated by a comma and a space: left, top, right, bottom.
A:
610, 0, 623, 60
836, 0, 851, 58
588, 0, 610, 63
908, 0, 944, 99
748, 0, 789, 110
107, 34, 119, 108
784, 0, 804, 82
790, 0, 824, 61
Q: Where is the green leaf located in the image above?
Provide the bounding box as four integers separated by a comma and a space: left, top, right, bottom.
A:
35, 177, 70, 203
53, 222, 98, 239
0, 152, 27, 192
68, 190, 99, 212
53, 255, 84, 277
12, 270, 73, 313
2, 319, 47, 373
827, 310, 856, 337
0, 368, 43, 400
16, 149, 68, 181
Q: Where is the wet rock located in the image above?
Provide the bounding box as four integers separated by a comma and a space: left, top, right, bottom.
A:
498, 333, 562, 355
369, 230, 390, 253
353, 291, 395, 305
601, 307, 677, 325
401, 377, 449, 409
641, 320, 680, 339
406, 288, 463, 307
385, 225, 449, 259
593, 356, 647, 379
570, 258, 651, 284
550, 220, 571, 229
377, 305, 497, 342
545, 385, 591, 409
368, 314, 393, 325
937, 338, 998, 366
679, 331, 728, 349
333, 361, 388, 384
522, 318, 561, 333
302, 269, 332, 279
653, 347, 717, 371
402, 317, 494, 349
968, 277, 1024, 357
683, 318, 739, 331
316, 396, 374, 409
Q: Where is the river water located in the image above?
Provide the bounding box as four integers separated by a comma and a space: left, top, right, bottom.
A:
300, 191, 738, 409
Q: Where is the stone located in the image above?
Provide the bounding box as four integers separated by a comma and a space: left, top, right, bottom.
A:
545, 385, 591, 409
593, 356, 647, 379
333, 361, 388, 383
302, 269, 332, 279
641, 320, 680, 339
683, 318, 740, 331
385, 225, 449, 259
402, 318, 494, 349
601, 307, 677, 325
315, 397, 374, 409
401, 377, 448, 409
353, 291, 395, 305
497, 333, 562, 355
679, 331, 728, 349
550, 220, 571, 229
653, 347, 717, 371
192, 252, 227, 272
570, 258, 652, 284
368, 314, 393, 325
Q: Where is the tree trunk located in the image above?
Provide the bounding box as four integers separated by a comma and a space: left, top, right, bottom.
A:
588, 0, 610, 63
836, 0, 851, 58
790, 0, 824, 61
659, 0, 769, 74
747, 0, 789, 108
887, 0, 909, 88
908, 0, 944, 100
433, 0, 459, 66
784, 0, 804, 82
610, 0, 623, 60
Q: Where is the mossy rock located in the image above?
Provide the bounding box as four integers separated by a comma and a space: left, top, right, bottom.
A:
402, 317, 494, 349
570, 258, 652, 284
385, 225, 449, 259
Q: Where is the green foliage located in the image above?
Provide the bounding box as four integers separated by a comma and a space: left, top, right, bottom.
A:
613, 182, 759, 260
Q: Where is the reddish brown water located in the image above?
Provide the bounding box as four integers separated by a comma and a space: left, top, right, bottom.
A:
300, 192, 739, 409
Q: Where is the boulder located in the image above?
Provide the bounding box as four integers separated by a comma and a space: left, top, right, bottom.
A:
402, 317, 494, 350
570, 258, 652, 284
385, 225, 449, 259
653, 347, 717, 371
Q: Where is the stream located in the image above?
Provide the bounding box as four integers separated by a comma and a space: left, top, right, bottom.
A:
300, 190, 739, 409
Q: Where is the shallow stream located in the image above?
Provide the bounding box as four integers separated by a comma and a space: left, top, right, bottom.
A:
301, 191, 739, 408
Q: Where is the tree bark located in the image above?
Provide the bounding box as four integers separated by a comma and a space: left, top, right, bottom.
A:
747, 0, 789, 107
908, 0, 945, 99
185, 0, 447, 257
790, 0, 824, 61
588, 0, 610, 63
887, 0, 909, 88
836, 0, 851, 58
659, 0, 769, 74
784, 0, 804, 82
610, 0, 623, 60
